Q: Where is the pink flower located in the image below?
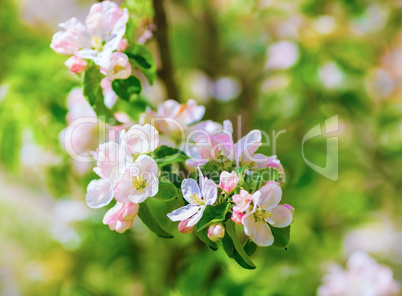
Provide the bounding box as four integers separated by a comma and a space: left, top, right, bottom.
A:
219, 171, 239, 193
242, 182, 293, 246
121, 124, 159, 156
250, 154, 284, 172
232, 190, 254, 213
318, 252, 401, 296
91, 141, 125, 179
100, 52, 131, 80
50, 1, 128, 67
64, 56, 88, 74
117, 38, 128, 51
103, 202, 139, 233
178, 218, 195, 234
207, 223, 225, 242
231, 210, 244, 225
111, 155, 159, 204
100, 78, 118, 108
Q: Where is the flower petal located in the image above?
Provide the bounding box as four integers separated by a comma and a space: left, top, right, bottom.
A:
243, 213, 274, 246
167, 204, 200, 222
267, 205, 293, 228
233, 129, 262, 166
257, 182, 282, 210
187, 205, 206, 226
86, 179, 113, 208
202, 179, 218, 205
181, 178, 201, 205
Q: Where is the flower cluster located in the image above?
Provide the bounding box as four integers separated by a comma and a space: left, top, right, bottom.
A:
86, 123, 159, 233
51, 1, 130, 80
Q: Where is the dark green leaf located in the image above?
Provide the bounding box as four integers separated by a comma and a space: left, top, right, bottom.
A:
83, 65, 104, 106
112, 76, 142, 101
243, 167, 280, 191
153, 146, 189, 167
221, 232, 235, 258
196, 202, 229, 231
243, 239, 257, 256
152, 176, 179, 201
225, 219, 256, 269
138, 201, 173, 238
125, 43, 157, 85
195, 228, 218, 251
159, 172, 182, 189
269, 224, 291, 248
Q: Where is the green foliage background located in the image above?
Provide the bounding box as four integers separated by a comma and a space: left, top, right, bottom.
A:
0, 0, 401, 295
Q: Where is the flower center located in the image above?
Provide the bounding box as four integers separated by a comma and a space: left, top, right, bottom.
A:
113, 64, 127, 75
91, 37, 105, 51
132, 176, 147, 190
253, 208, 272, 222
189, 193, 204, 205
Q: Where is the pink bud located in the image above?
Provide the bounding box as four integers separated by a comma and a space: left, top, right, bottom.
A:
283, 204, 295, 218
117, 38, 128, 51
64, 56, 88, 74
178, 218, 195, 234
207, 223, 225, 242
219, 171, 239, 193
103, 202, 139, 233
231, 210, 244, 225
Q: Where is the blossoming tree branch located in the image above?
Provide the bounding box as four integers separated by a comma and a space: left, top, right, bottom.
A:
50, 0, 295, 269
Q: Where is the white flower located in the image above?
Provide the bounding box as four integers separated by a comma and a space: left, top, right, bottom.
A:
121, 124, 159, 156
111, 155, 159, 204
242, 182, 293, 246
86, 179, 113, 208
167, 169, 217, 227
101, 52, 131, 80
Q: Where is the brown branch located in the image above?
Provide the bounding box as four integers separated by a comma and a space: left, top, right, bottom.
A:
152, 0, 179, 101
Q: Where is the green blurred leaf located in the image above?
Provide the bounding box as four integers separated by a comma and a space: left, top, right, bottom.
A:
153, 176, 179, 201
196, 202, 229, 231
269, 224, 290, 248
125, 43, 157, 85
153, 146, 189, 167
112, 76, 142, 101
138, 200, 173, 238
83, 65, 104, 106
225, 220, 256, 269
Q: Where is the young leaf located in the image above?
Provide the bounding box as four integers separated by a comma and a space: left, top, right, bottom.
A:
112, 76, 142, 101
195, 228, 218, 251
152, 177, 179, 201
83, 65, 104, 106
225, 219, 256, 269
125, 43, 157, 85
138, 201, 173, 238
153, 146, 189, 167
196, 202, 229, 231
269, 224, 291, 248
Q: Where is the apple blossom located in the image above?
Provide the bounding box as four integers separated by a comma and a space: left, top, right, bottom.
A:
91, 141, 125, 179
219, 171, 239, 193
103, 202, 139, 233
64, 56, 88, 74
121, 124, 159, 156
231, 210, 244, 225
50, 1, 128, 68
318, 252, 401, 296
207, 223, 225, 242
111, 155, 159, 204
242, 182, 293, 246
167, 169, 217, 227
100, 52, 131, 80
86, 179, 113, 208
232, 190, 255, 213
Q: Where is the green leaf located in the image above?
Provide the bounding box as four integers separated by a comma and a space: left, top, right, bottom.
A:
243, 239, 257, 256
83, 65, 104, 106
195, 228, 218, 251
153, 146, 189, 167
269, 224, 290, 248
152, 176, 179, 201
196, 202, 229, 231
138, 201, 173, 238
160, 172, 182, 189
221, 232, 235, 258
225, 219, 256, 269
243, 167, 280, 191
125, 43, 157, 85
112, 76, 142, 101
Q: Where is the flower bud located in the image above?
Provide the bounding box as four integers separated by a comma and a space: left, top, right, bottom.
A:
117, 38, 128, 51
231, 210, 244, 225
178, 218, 195, 234
283, 204, 295, 218
219, 171, 239, 193
64, 56, 88, 74
207, 223, 225, 242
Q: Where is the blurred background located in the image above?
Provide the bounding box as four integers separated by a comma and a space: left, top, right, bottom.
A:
0, 0, 401, 295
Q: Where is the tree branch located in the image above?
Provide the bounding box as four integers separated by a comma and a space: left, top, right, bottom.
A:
152, 0, 179, 101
